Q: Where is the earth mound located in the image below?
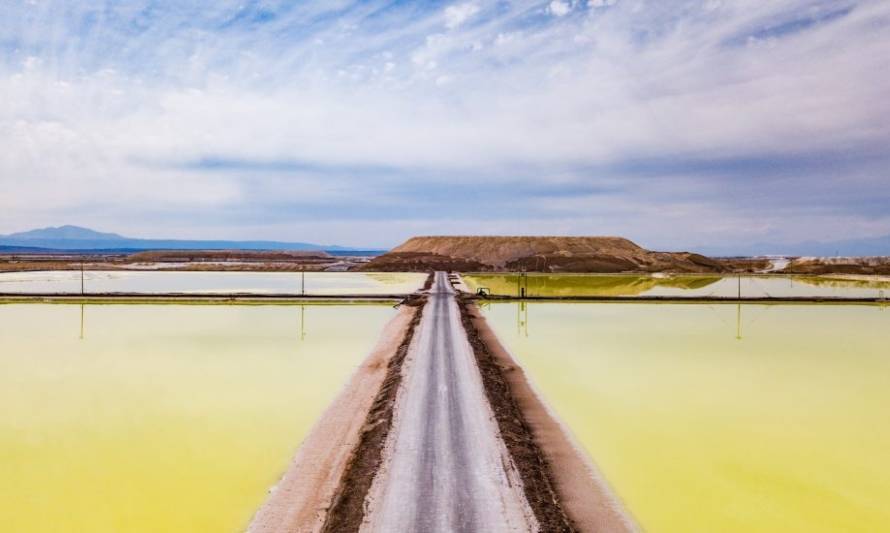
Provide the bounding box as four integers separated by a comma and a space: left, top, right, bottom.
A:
782, 256, 890, 275
362, 236, 726, 273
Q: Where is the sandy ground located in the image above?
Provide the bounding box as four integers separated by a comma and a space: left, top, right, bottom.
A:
247, 304, 417, 533
361, 272, 537, 533
468, 303, 639, 533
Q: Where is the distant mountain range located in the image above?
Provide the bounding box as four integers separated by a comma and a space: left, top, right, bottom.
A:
0, 225, 366, 252
693, 234, 890, 257
3, 225, 887, 257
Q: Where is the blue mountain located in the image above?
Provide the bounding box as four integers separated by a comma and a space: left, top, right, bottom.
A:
0, 225, 357, 252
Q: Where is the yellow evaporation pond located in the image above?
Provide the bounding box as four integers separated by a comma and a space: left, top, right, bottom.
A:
0, 303, 394, 533
483, 302, 890, 533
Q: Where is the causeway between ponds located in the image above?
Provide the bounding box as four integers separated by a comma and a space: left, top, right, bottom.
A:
361, 271, 536, 532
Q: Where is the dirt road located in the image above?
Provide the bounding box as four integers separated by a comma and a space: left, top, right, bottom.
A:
362, 272, 536, 532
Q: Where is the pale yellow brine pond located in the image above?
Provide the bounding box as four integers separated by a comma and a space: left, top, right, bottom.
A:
483, 302, 890, 532
0, 303, 395, 533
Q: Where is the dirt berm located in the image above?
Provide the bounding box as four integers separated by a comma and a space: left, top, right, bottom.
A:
782, 256, 890, 275
459, 296, 638, 532
362, 236, 726, 273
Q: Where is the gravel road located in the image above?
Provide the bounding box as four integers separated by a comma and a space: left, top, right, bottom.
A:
362, 272, 536, 533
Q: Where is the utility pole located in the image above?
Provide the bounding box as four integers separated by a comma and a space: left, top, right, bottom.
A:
737, 274, 741, 300
301, 267, 305, 296
516, 272, 521, 298
519, 268, 527, 298
81, 260, 85, 296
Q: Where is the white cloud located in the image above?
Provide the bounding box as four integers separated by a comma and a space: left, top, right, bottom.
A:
588, 0, 619, 8
494, 32, 519, 46
444, 2, 480, 29
2, 0, 889, 247
548, 1, 572, 17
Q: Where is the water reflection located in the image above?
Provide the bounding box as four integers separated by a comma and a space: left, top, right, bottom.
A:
508, 299, 890, 345
465, 273, 890, 299
796, 276, 890, 290
74, 303, 313, 342
468, 274, 722, 297
736, 303, 741, 341
300, 304, 306, 341
512, 301, 769, 342
517, 301, 528, 337
0, 271, 426, 295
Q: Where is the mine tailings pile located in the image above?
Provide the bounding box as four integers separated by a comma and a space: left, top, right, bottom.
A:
361, 235, 725, 273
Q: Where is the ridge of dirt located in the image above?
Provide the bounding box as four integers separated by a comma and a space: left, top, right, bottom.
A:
319, 274, 431, 533
357, 251, 489, 272
394, 236, 642, 267
363, 236, 730, 273
783, 256, 890, 275
421, 271, 435, 291
247, 304, 419, 533
456, 294, 576, 532
464, 299, 639, 532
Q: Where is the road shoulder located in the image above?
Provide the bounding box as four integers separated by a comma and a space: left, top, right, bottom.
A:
248, 302, 420, 533
462, 299, 639, 533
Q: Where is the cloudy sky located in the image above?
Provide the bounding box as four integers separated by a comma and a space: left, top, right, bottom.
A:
2, 0, 889, 249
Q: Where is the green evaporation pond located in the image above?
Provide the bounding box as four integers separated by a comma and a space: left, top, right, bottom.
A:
0, 303, 395, 532
464, 273, 890, 299
464, 273, 721, 296
482, 302, 890, 532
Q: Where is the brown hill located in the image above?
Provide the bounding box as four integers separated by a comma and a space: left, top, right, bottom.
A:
782, 256, 890, 275
362, 236, 726, 273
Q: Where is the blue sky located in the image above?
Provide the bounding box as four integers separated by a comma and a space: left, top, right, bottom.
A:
2, 0, 889, 250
